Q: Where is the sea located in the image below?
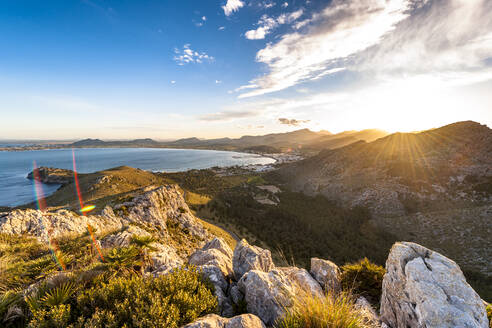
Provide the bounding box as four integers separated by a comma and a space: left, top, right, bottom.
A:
0, 148, 275, 207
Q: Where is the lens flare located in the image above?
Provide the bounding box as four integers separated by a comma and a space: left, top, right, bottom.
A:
80, 205, 96, 213
32, 161, 66, 271
72, 149, 105, 262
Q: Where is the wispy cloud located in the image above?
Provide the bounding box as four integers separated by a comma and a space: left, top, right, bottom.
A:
278, 117, 310, 126
199, 109, 259, 121
218, 26, 226, 31
238, 0, 412, 97
173, 44, 214, 65
222, 0, 244, 16
245, 9, 303, 40
237, 0, 492, 98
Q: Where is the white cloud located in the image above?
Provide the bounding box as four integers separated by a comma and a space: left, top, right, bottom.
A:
215, 80, 222, 84
173, 44, 214, 65
218, 26, 226, 31
259, 1, 276, 9
282, 2, 288, 8
222, 0, 244, 16
245, 9, 303, 40
171, 80, 176, 84
237, 0, 492, 98
202, 16, 207, 21
238, 0, 412, 97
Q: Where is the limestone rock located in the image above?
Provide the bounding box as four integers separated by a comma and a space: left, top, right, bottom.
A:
101, 225, 151, 248
229, 282, 244, 305
238, 269, 295, 326
355, 296, 379, 326
278, 266, 323, 297
0, 209, 124, 242
233, 240, 274, 280
380, 242, 488, 328
150, 243, 183, 273
200, 264, 229, 293
189, 237, 233, 277
310, 257, 341, 293
182, 314, 265, 328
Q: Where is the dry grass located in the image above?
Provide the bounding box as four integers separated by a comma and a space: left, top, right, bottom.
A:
275, 290, 379, 328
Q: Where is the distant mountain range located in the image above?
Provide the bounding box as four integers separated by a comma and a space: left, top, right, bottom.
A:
68, 128, 389, 153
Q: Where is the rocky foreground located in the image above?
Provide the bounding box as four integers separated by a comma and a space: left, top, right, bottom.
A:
0, 184, 489, 327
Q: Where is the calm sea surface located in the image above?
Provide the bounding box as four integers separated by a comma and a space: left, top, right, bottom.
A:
0, 148, 275, 207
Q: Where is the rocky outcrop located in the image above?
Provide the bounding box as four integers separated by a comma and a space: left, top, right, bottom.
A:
189, 237, 233, 277
122, 185, 209, 241
101, 225, 151, 248
189, 237, 235, 317
278, 266, 323, 298
0, 209, 125, 242
26, 167, 73, 185
380, 242, 488, 328
238, 269, 296, 326
310, 257, 341, 293
233, 240, 274, 280
182, 314, 265, 328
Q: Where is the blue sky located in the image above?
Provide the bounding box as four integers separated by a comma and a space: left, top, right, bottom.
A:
0, 0, 491, 140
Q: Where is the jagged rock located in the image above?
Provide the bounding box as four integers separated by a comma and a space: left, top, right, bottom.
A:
310, 257, 341, 293
233, 240, 274, 280
200, 265, 229, 293
188, 238, 236, 317
124, 185, 209, 240
380, 242, 488, 328
101, 225, 151, 248
182, 314, 265, 328
278, 266, 323, 297
229, 282, 244, 305
215, 286, 234, 318
150, 243, 183, 272
189, 237, 233, 277
238, 269, 295, 326
355, 296, 379, 325
0, 209, 124, 241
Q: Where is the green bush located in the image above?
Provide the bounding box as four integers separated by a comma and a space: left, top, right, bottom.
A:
340, 258, 385, 306
73, 267, 218, 328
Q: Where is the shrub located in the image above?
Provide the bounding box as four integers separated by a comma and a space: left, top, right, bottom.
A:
73, 267, 217, 328
275, 290, 378, 328
340, 258, 385, 306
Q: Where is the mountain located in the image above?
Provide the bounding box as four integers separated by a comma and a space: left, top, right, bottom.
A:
70, 138, 159, 147
165, 128, 388, 152
275, 121, 492, 277
49, 128, 389, 153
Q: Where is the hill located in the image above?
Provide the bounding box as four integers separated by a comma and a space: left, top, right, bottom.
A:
61, 128, 388, 153
274, 121, 492, 278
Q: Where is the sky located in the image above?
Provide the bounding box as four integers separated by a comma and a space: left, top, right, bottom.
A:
0, 0, 491, 140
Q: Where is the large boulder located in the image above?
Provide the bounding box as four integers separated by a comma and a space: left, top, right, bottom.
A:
310, 257, 341, 293
189, 238, 235, 317
238, 269, 296, 326
380, 242, 488, 328
182, 314, 265, 328
233, 240, 274, 280
189, 237, 233, 277
278, 266, 323, 298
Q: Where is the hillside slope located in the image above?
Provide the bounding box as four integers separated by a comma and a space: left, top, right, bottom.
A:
275, 121, 492, 277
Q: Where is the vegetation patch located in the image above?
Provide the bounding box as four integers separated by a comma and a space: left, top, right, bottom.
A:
340, 258, 386, 307
275, 291, 378, 328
